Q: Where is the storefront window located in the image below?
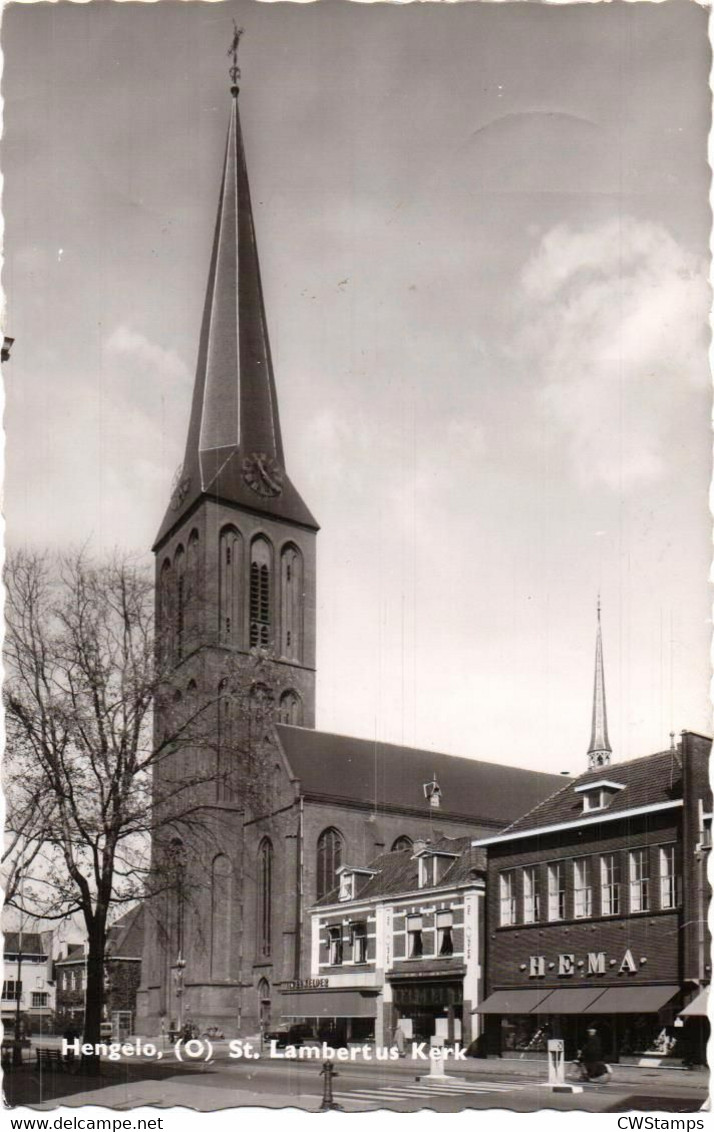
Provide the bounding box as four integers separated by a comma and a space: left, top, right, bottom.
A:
628, 848, 649, 912
407, 915, 424, 958
547, 861, 565, 920
328, 926, 343, 966
436, 911, 454, 956
499, 871, 516, 926
573, 857, 592, 918
351, 922, 367, 964
523, 867, 540, 923
659, 845, 678, 909
600, 853, 620, 915
501, 1016, 551, 1053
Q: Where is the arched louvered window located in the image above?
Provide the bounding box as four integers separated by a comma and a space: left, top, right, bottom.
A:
219, 526, 242, 645
392, 835, 414, 852
174, 546, 185, 661
250, 537, 272, 648
280, 544, 303, 661
211, 855, 231, 979
317, 828, 343, 900
258, 838, 273, 957
279, 690, 302, 726
216, 679, 233, 802
160, 559, 173, 664
186, 530, 200, 645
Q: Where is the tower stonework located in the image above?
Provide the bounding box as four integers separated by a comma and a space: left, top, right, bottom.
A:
136, 84, 317, 1037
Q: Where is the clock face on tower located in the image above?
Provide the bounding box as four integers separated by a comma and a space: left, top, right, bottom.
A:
242, 452, 283, 498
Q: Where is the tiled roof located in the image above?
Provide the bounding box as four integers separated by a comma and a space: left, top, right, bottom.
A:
500, 748, 683, 836
276, 726, 562, 825
107, 905, 144, 959
315, 836, 485, 906
55, 944, 85, 966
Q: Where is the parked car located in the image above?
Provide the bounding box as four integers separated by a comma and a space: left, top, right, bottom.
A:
264, 1024, 316, 1049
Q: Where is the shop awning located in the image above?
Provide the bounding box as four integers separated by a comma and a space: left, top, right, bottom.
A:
281, 990, 378, 1019
678, 989, 709, 1018
474, 989, 552, 1014
535, 988, 608, 1014
586, 986, 679, 1014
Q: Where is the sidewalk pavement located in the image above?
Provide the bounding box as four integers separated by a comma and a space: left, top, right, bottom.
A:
30, 1082, 322, 1112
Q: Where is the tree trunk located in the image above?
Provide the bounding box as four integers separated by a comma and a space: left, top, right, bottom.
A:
81, 926, 106, 1076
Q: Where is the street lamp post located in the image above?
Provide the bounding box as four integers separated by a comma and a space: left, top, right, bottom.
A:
13, 921, 24, 1066
174, 955, 186, 1035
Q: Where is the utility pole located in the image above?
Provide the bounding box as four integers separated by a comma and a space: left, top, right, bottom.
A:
13, 879, 25, 1066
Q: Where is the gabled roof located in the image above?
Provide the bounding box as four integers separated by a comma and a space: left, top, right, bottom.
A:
155, 91, 317, 549
106, 905, 144, 959
275, 725, 562, 825
316, 836, 485, 906
499, 747, 683, 837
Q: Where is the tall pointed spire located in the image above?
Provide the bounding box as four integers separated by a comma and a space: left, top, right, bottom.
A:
587, 596, 612, 770
155, 45, 317, 547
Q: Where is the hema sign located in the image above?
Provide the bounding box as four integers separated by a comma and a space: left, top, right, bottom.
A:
527, 949, 641, 977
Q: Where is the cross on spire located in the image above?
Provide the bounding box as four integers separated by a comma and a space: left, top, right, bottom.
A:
228, 22, 244, 95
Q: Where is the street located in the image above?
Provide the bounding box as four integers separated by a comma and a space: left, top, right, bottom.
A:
4, 1046, 709, 1114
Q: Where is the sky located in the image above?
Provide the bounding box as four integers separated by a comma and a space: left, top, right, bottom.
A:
2, 0, 711, 775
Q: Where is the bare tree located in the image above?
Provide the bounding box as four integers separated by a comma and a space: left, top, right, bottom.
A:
3, 548, 273, 1071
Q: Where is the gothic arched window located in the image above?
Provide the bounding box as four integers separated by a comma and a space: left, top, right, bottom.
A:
258, 838, 273, 958
186, 530, 200, 645
278, 690, 302, 726
211, 855, 231, 979
219, 526, 242, 645
174, 546, 185, 661
392, 835, 413, 852
250, 537, 273, 648
280, 544, 303, 661
317, 828, 343, 900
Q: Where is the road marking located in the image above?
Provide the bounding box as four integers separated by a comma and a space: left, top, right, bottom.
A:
334, 1080, 527, 1104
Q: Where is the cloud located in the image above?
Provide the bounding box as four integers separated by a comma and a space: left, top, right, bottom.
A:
103, 325, 188, 387
514, 217, 709, 490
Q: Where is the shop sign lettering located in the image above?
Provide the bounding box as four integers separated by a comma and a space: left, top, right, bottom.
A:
527, 949, 642, 978
285, 978, 329, 990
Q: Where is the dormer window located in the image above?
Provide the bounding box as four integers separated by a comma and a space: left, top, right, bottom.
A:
574, 779, 625, 813
336, 865, 378, 901
416, 849, 459, 888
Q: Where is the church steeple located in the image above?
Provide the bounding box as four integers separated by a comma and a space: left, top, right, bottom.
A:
155, 55, 317, 548
587, 597, 612, 770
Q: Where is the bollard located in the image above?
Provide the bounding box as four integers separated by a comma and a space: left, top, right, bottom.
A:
319, 1059, 344, 1111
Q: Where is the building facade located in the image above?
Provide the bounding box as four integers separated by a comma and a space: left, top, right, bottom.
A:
475, 730, 711, 1066
2, 931, 54, 1036
136, 73, 562, 1040
288, 836, 485, 1048
55, 907, 144, 1038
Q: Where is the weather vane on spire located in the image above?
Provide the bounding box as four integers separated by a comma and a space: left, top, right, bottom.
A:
227, 21, 244, 94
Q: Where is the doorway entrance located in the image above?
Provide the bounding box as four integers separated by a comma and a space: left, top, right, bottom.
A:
258, 978, 271, 1038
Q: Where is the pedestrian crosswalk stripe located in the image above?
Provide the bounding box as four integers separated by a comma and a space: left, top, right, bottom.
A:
333, 1080, 525, 1104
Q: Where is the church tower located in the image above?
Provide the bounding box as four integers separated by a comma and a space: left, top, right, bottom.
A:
153, 57, 318, 729
137, 41, 318, 1037
587, 598, 612, 770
